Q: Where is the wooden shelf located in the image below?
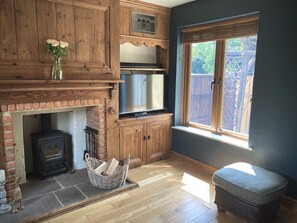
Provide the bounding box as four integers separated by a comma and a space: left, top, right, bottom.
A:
0, 79, 124, 102
120, 35, 169, 49
0, 79, 124, 92
118, 113, 173, 124
0, 79, 124, 85
0, 86, 113, 92
120, 67, 167, 73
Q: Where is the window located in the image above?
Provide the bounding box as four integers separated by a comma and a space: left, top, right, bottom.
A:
182, 15, 259, 139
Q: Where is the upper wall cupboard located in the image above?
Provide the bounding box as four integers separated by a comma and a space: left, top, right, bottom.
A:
119, 0, 170, 71
120, 2, 170, 40
0, 0, 120, 80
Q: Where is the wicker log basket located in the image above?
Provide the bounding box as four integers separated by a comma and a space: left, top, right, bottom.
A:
85, 153, 130, 189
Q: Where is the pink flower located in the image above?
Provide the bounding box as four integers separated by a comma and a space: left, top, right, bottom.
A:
46, 38, 68, 58
46, 39, 59, 46
52, 40, 60, 47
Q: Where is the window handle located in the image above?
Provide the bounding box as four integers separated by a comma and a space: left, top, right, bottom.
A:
211, 80, 216, 91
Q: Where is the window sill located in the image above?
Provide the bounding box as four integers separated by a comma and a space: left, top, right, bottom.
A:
172, 126, 252, 151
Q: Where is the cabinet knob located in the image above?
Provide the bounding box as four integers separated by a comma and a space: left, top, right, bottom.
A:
148, 135, 151, 140
143, 136, 147, 140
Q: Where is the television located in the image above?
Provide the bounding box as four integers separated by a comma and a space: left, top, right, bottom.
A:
119, 72, 165, 115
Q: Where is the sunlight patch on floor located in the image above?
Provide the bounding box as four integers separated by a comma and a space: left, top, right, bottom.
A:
142, 165, 172, 168
137, 171, 173, 187
181, 172, 211, 203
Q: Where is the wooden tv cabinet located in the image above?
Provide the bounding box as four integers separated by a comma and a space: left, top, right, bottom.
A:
118, 113, 172, 168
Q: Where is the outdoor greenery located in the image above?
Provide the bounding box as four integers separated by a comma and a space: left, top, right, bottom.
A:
191, 36, 257, 74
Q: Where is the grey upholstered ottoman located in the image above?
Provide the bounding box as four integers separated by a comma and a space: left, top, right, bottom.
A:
212, 162, 287, 223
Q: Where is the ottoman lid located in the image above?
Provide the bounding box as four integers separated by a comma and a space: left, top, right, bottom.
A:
212, 162, 288, 205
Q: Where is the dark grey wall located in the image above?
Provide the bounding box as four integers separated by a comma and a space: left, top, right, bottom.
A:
168, 0, 297, 199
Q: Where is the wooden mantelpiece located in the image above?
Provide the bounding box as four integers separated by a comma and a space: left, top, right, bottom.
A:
0, 79, 123, 104
0, 80, 123, 92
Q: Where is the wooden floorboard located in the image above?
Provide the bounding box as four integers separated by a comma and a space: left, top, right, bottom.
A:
44, 157, 297, 223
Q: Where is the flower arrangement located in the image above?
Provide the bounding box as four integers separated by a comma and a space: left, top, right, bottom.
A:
46, 39, 69, 80
46, 39, 69, 59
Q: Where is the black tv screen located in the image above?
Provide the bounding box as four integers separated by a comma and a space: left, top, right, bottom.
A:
119, 73, 164, 115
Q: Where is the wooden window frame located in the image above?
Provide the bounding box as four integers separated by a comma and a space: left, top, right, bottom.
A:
181, 14, 259, 140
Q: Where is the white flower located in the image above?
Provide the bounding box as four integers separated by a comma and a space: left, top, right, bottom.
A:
46, 39, 53, 44
59, 41, 69, 48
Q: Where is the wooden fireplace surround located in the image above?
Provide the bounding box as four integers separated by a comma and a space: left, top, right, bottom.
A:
0, 0, 125, 202
0, 79, 122, 201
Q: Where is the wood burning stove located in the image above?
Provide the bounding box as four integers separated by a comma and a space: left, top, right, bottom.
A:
31, 114, 66, 178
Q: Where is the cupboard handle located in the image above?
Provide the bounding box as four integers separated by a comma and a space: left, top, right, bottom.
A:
148, 135, 151, 140
143, 136, 147, 140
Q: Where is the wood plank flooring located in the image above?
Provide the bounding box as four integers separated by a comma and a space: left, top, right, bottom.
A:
44, 157, 297, 223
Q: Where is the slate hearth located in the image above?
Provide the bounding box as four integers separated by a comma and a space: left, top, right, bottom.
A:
1, 169, 136, 223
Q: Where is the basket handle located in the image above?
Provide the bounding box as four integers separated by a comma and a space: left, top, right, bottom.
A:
127, 154, 130, 164
85, 153, 90, 160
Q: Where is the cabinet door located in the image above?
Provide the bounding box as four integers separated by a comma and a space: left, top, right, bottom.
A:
146, 119, 171, 163
119, 124, 146, 168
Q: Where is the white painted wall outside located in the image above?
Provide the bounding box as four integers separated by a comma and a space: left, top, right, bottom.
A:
12, 113, 26, 184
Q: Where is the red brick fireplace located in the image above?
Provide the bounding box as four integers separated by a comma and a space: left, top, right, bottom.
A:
0, 80, 120, 202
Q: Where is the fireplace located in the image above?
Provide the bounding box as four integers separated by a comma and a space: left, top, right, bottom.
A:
0, 97, 109, 201
0, 80, 120, 202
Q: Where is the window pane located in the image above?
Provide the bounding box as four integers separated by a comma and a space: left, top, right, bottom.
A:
221, 36, 257, 135
189, 41, 216, 126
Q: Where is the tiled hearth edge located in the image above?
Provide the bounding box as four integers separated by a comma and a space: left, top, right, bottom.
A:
0, 98, 107, 202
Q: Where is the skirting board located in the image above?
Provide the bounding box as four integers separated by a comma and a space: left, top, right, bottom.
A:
281, 196, 297, 212
170, 151, 297, 212
170, 151, 217, 175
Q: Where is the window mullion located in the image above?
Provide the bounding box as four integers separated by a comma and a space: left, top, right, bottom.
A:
181, 44, 192, 125
217, 40, 226, 133
211, 40, 226, 133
